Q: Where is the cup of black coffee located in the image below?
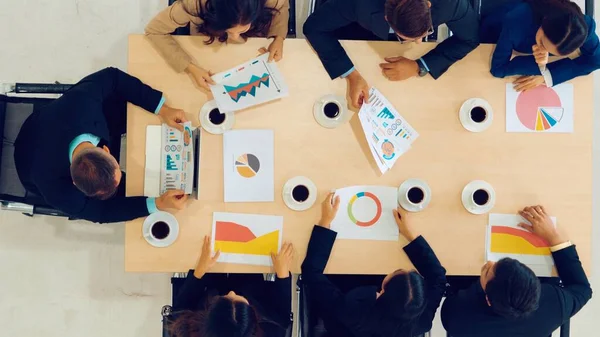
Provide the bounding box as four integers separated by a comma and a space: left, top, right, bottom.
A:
208, 108, 226, 125
151, 221, 170, 240
470, 106, 487, 123
472, 189, 490, 206
323, 102, 341, 119
407, 187, 425, 205
292, 185, 310, 203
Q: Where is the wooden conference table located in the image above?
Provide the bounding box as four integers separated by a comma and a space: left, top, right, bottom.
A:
125, 35, 593, 275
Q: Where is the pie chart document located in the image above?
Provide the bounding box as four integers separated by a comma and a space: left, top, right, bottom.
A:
223, 129, 274, 202
506, 83, 574, 133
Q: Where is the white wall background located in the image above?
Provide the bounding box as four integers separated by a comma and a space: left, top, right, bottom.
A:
0, 0, 597, 336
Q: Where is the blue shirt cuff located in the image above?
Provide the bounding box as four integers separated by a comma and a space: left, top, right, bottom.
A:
146, 197, 159, 214
154, 96, 166, 114
418, 58, 430, 72
340, 67, 356, 79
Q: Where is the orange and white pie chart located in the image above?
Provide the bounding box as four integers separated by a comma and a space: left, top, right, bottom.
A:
235, 154, 260, 178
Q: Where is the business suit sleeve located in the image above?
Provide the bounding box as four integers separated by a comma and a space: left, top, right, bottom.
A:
552, 245, 593, 321
263, 274, 292, 328
78, 67, 163, 114
145, 0, 202, 73
546, 19, 600, 85
302, 0, 358, 79
301, 226, 348, 312
173, 270, 209, 311
37, 179, 149, 223
489, 11, 541, 78
403, 236, 447, 334
421, 0, 480, 79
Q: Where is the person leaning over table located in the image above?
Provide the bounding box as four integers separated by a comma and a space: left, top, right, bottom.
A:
13, 67, 189, 224
441, 205, 593, 337
303, 0, 480, 108
168, 236, 294, 337
145, 0, 290, 90
481, 0, 600, 92
301, 193, 447, 337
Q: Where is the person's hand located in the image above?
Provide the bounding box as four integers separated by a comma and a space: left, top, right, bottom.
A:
518, 205, 566, 246
318, 192, 340, 228
259, 36, 284, 62
532, 44, 549, 68
193, 235, 221, 278
271, 242, 294, 278
513, 75, 546, 92
185, 63, 216, 91
393, 207, 417, 242
379, 56, 419, 81
346, 70, 370, 108
158, 104, 189, 133
156, 189, 188, 211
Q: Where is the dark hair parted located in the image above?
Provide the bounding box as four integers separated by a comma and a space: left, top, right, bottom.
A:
486, 258, 541, 319
70, 148, 119, 200
364, 270, 427, 337
169, 297, 261, 337
529, 0, 588, 55
385, 0, 432, 39
185, 0, 280, 44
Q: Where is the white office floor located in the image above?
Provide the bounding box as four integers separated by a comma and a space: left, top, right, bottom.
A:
0, 1, 598, 336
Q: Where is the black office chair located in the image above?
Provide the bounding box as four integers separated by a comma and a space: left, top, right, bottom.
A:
162, 273, 294, 337
167, 0, 297, 37
0, 83, 73, 217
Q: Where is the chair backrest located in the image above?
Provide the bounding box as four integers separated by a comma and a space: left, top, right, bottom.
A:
0, 96, 35, 201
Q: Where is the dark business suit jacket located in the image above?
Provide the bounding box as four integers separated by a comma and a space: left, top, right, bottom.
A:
174, 271, 292, 337
301, 225, 447, 337
14, 67, 162, 223
303, 0, 480, 80
484, 2, 600, 85
441, 245, 592, 337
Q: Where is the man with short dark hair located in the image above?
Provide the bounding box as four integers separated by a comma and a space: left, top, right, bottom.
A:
14, 67, 189, 223
303, 0, 480, 108
441, 205, 593, 337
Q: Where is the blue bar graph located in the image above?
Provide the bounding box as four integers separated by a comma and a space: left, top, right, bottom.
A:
166, 154, 178, 171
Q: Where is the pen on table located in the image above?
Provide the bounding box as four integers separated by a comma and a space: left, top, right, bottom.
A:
330, 189, 336, 204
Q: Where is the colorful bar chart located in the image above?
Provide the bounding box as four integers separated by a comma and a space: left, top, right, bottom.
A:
166, 154, 178, 171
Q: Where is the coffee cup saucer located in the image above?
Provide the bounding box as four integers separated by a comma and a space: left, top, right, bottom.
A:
461, 180, 496, 215
313, 95, 349, 129
459, 98, 493, 133
282, 176, 317, 211
142, 211, 179, 248
199, 100, 235, 135
398, 178, 431, 212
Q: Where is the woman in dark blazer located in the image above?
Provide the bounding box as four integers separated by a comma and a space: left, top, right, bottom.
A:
301, 193, 447, 337
169, 236, 293, 337
482, 0, 600, 91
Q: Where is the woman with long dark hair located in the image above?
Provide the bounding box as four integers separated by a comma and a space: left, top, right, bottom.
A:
145, 0, 289, 90
301, 193, 447, 337
169, 235, 294, 337
481, 0, 599, 91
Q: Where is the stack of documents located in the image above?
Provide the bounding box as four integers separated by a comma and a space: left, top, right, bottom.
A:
358, 88, 419, 174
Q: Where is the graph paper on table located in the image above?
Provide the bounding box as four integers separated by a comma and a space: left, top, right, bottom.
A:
159, 122, 194, 195
486, 213, 557, 276
210, 53, 289, 112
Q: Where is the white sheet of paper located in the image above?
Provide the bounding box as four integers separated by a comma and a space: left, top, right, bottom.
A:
223, 129, 274, 202
160, 122, 194, 195
211, 212, 283, 266
358, 111, 388, 174
209, 53, 289, 112
506, 83, 574, 133
486, 213, 557, 277
330, 186, 399, 241
144, 126, 161, 197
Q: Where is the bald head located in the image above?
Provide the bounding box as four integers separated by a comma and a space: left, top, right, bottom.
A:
70, 148, 121, 200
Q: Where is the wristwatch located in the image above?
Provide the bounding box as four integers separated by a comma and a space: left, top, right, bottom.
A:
417, 60, 429, 77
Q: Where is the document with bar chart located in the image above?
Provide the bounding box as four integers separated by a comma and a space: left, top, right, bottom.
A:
209, 53, 289, 112
159, 122, 194, 195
